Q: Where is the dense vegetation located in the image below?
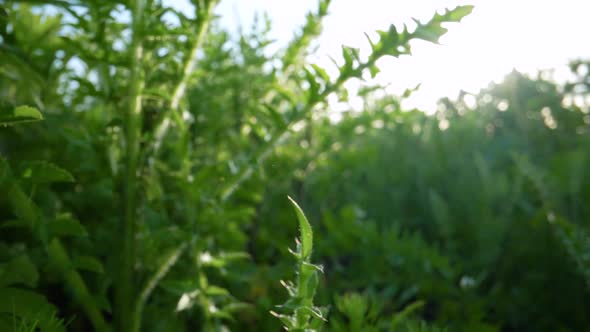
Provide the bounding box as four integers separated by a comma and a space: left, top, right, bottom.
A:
1, 1, 589, 331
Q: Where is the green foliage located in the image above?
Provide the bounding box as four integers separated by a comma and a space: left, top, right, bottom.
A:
20, 161, 75, 184
276, 69, 590, 331
0, 106, 43, 125
0, 111, 68, 331
288, 197, 314, 261
271, 197, 327, 331
3, 1, 590, 332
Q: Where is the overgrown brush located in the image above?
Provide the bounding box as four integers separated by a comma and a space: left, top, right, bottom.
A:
0, 1, 475, 331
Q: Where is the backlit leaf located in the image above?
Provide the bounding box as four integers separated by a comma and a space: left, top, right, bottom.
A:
287, 196, 313, 260
0, 105, 43, 125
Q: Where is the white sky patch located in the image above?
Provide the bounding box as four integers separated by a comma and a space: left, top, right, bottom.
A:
168, 0, 590, 113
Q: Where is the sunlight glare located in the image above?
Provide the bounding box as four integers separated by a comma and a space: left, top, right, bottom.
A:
168, 0, 590, 113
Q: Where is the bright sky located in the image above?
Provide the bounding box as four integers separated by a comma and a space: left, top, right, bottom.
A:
169, 0, 590, 112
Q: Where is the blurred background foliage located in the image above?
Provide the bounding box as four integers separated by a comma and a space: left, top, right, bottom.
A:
1, 1, 590, 331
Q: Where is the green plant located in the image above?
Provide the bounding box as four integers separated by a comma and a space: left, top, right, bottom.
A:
0, 1, 496, 331
0, 106, 72, 332
273, 68, 590, 331
6, 0, 590, 330
271, 197, 327, 331
327, 292, 431, 332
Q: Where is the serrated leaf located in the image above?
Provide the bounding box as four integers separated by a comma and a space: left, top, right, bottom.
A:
413, 5, 474, 44
22, 161, 75, 184
0, 106, 43, 125
412, 19, 448, 44
287, 196, 313, 260
439, 5, 474, 22
73, 256, 104, 273
385, 24, 400, 45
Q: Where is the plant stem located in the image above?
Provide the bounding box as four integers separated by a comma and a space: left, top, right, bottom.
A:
134, 0, 333, 314
152, 0, 218, 155
138, 62, 363, 304
131, 1, 218, 328
118, 0, 145, 331
132, 241, 190, 332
